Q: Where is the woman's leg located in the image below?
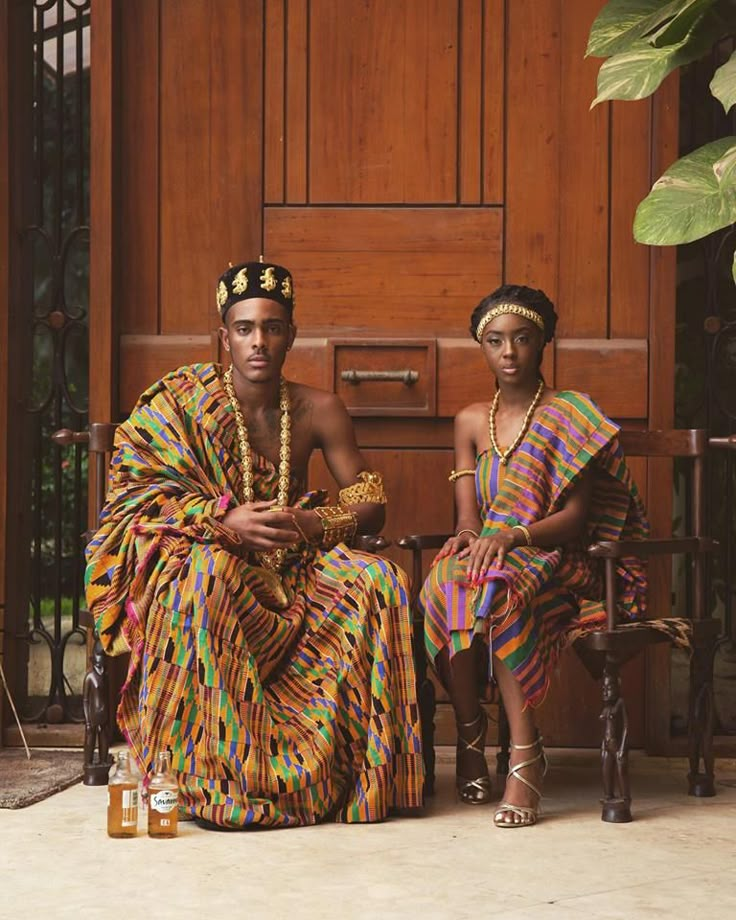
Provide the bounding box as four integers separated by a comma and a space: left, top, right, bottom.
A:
436, 640, 491, 802
492, 654, 546, 825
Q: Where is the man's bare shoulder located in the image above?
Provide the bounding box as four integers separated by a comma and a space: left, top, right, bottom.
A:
287, 382, 347, 426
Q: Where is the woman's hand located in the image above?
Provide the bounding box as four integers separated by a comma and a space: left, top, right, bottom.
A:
458, 528, 521, 582
433, 531, 477, 564
221, 501, 301, 552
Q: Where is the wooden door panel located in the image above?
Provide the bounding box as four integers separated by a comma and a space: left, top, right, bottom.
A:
505, 0, 560, 296
158, 0, 263, 336
558, 0, 610, 338
264, 207, 503, 332
610, 100, 652, 338
120, 0, 160, 335
555, 339, 648, 419
265, 0, 505, 206
308, 0, 458, 203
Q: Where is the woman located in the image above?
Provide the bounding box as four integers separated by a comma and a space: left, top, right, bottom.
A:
418, 285, 648, 827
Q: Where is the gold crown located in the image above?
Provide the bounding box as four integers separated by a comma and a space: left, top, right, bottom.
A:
475, 304, 545, 342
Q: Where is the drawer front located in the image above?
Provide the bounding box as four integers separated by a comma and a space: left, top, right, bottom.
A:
333, 339, 436, 416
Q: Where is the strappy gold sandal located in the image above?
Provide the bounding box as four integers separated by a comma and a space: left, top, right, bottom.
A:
494, 734, 547, 827
456, 710, 493, 805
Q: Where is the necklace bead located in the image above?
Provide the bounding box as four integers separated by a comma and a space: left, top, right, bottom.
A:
223, 365, 291, 571
488, 378, 545, 465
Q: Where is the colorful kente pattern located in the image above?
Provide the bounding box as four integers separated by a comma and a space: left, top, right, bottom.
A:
85, 363, 423, 827
419, 391, 685, 708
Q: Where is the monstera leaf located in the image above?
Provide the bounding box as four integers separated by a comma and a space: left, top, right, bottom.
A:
634, 137, 736, 244
711, 48, 736, 112
586, 0, 713, 57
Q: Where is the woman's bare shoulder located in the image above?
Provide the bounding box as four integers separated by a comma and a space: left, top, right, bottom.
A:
455, 401, 490, 434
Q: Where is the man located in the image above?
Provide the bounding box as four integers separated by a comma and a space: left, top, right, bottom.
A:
85, 260, 423, 829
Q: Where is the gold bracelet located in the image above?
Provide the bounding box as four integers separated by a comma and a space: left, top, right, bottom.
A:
338, 471, 387, 505
455, 528, 479, 540
448, 469, 475, 483
314, 505, 358, 549
513, 524, 532, 546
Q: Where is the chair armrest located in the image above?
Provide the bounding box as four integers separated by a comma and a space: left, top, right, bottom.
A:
397, 534, 452, 551
396, 534, 452, 603
354, 534, 390, 553
709, 435, 736, 452
587, 537, 717, 559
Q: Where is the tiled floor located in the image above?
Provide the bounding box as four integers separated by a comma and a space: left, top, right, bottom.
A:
0, 749, 734, 920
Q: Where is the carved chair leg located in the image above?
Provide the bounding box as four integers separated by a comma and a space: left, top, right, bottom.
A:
413, 614, 436, 798
688, 635, 717, 797
599, 656, 632, 823
496, 698, 510, 776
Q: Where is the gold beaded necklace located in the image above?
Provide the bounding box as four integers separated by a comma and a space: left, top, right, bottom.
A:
223, 364, 291, 570
488, 378, 545, 465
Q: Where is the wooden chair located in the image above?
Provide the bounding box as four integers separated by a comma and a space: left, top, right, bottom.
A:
398, 429, 721, 822
53, 422, 390, 785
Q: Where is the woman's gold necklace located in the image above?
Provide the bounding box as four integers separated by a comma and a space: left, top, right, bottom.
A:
488, 377, 545, 465
223, 364, 291, 570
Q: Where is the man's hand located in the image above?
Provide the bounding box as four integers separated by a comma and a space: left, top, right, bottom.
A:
222, 500, 301, 551
278, 506, 323, 546
458, 528, 521, 582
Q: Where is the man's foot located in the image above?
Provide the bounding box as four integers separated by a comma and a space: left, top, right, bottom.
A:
456, 709, 493, 805
494, 734, 547, 827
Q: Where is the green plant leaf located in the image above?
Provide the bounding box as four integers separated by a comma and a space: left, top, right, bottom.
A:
647, 0, 716, 47
592, 40, 705, 104
713, 143, 736, 183
587, 0, 690, 57
710, 48, 736, 112
634, 136, 736, 244
591, 10, 723, 105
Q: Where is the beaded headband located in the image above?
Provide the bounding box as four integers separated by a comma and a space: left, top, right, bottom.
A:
475, 303, 546, 343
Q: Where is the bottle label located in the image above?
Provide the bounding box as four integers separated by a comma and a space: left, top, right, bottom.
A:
121, 788, 139, 826
150, 789, 178, 813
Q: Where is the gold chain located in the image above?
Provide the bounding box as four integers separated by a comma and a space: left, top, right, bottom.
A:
222, 365, 291, 570
488, 378, 545, 465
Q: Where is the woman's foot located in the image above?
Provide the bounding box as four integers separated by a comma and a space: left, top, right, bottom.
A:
494, 734, 547, 827
456, 709, 493, 805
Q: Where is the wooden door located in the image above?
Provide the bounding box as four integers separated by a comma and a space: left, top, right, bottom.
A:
90, 0, 677, 748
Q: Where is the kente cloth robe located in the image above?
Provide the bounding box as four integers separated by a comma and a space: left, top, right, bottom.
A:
85, 363, 423, 827
420, 391, 688, 708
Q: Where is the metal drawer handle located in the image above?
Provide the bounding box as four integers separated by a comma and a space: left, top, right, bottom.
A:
341, 369, 419, 385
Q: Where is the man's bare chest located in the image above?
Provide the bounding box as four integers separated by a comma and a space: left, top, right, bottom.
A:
239, 401, 316, 475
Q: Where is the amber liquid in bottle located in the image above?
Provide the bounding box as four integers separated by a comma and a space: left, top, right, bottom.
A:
107, 751, 139, 838
148, 750, 179, 838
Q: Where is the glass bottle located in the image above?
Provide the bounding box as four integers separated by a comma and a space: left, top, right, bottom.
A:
107, 750, 139, 838
147, 751, 179, 838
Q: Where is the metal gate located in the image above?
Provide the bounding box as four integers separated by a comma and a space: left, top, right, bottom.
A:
5, 0, 90, 729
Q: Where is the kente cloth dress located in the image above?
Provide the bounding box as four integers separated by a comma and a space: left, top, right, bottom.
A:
419, 390, 656, 708
85, 363, 423, 827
